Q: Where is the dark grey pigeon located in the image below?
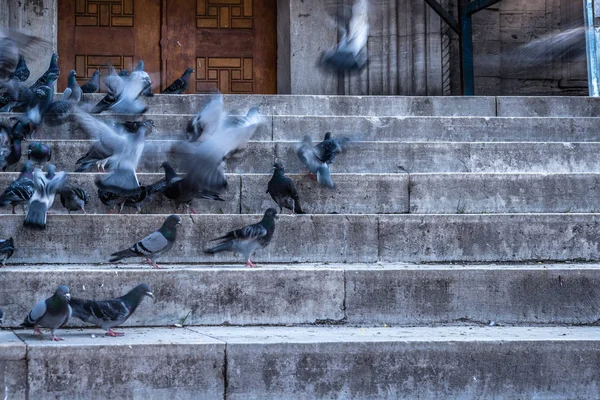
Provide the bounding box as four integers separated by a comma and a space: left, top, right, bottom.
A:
27, 141, 51, 165
205, 208, 278, 268
320, 0, 369, 72
315, 131, 351, 164
70, 283, 154, 337
22, 285, 71, 341
296, 135, 334, 189
109, 214, 182, 268
59, 185, 89, 214
0, 237, 15, 266
80, 69, 100, 93
0, 308, 3, 325
131, 60, 152, 97
62, 70, 82, 103
11, 55, 29, 82
24, 165, 68, 230
0, 124, 10, 171
122, 180, 166, 214
98, 187, 128, 214
162, 67, 194, 94
3, 128, 24, 171
267, 161, 304, 214
30, 52, 59, 90
0, 161, 35, 213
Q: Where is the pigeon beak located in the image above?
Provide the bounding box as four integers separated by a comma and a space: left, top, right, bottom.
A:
65, 293, 71, 301
146, 291, 155, 302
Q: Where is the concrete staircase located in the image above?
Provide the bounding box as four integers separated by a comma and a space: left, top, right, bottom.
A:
2, 95, 600, 398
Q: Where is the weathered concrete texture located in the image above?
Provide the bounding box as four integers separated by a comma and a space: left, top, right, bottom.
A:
241, 174, 409, 214
410, 173, 600, 213
0, 214, 379, 264
19, 328, 225, 399
196, 326, 600, 399
272, 116, 600, 142
498, 97, 600, 117
0, 331, 27, 400
0, 266, 344, 327
379, 214, 600, 262
345, 264, 600, 325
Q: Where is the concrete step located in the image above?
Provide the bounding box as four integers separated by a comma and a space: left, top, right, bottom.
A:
1, 264, 600, 328
2, 214, 600, 264
3, 326, 600, 399
10, 140, 600, 175
0, 172, 408, 215
497, 96, 600, 117
5, 114, 600, 142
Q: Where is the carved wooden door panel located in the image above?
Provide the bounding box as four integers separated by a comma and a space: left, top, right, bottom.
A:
162, 0, 277, 94
57, 0, 161, 92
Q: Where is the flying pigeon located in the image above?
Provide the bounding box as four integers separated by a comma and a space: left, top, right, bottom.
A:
70, 283, 154, 337
186, 92, 225, 142
24, 165, 68, 229
0, 237, 15, 266
0, 161, 35, 213
0, 29, 45, 84
131, 60, 152, 97
27, 141, 51, 165
59, 185, 89, 214
205, 208, 278, 268
80, 69, 100, 93
296, 135, 334, 188
109, 70, 149, 114
267, 161, 304, 214
30, 52, 59, 89
320, 0, 369, 72
11, 55, 29, 82
61, 70, 82, 103
316, 131, 351, 164
22, 285, 71, 341
109, 214, 182, 268
162, 67, 194, 94
90, 66, 123, 113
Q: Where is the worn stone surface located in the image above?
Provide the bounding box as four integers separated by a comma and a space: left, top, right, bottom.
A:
497, 97, 600, 117
0, 266, 344, 327
241, 173, 409, 214
19, 328, 225, 399
0, 331, 27, 400
410, 173, 600, 213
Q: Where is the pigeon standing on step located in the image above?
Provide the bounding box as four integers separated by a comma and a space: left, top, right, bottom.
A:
109, 214, 182, 268
162, 67, 194, 94
59, 185, 89, 214
24, 165, 68, 229
27, 141, 51, 165
61, 70, 82, 103
296, 135, 334, 188
22, 285, 71, 341
80, 69, 100, 93
30, 52, 59, 89
2, 129, 24, 171
122, 179, 166, 214
70, 283, 155, 337
0, 161, 35, 213
11, 55, 29, 82
205, 208, 278, 268
320, 0, 369, 72
0, 237, 15, 267
267, 161, 304, 214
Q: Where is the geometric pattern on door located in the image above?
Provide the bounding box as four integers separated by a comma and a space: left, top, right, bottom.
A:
196, 0, 253, 29
75, 0, 134, 27
195, 57, 254, 93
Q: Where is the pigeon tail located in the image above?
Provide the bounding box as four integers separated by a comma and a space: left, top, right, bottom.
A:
204, 241, 233, 254
109, 248, 138, 262
23, 200, 47, 229
294, 202, 305, 214
316, 164, 335, 189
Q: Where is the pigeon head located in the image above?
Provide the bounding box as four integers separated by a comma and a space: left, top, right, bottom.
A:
131, 283, 155, 301
273, 161, 285, 172
46, 164, 56, 179
163, 214, 182, 228
54, 285, 71, 302
264, 208, 279, 220
21, 161, 35, 173
50, 53, 59, 66
119, 69, 129, 77
135, 60, 144, 72
184, 67, 194, 75
92, 69, 100, 77
324, 132, 332, 140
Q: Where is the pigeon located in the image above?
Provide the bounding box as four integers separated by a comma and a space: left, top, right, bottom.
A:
123, 119, 154, 133
27, 141, 51, 165
11, 55, 29, 82
61, 70, 82, 103
0, 78, 36, 111
0, 29, 45, 84
296, 135, 334, 188
315, 131, 351, 164
43, 98, 72, 126
162, 67, 194, 94
0, 161, 35, 213
97, 187, 128, 214
70, 283, 155, 337
90, 66, 123, 113
119, 69, 130, 78
80, 69, 100, 93
0, 237, 15, 266
0, 308, 3, 325
320, 0, 369, 72
109, 70, 149, 114
22, 285, 71, 341
24, 165, 68, 229
109, 214, 182, 268
2, 128, 24, 171
30, 52, 59, 89
0, 124, 11, 171
267, 161, 304, 214
186, 92, 225, 142
204, 208, 278, 268
122, 180, 166, 214
131, 60, 152, 96
59, 185, 89, 214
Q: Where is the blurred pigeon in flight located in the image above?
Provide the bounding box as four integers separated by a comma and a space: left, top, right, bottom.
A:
30, 52, 59, 89
296, 135, 334, 188
24, 165, 68, 229
0, 29, 46, 84
131, 60, 152, 97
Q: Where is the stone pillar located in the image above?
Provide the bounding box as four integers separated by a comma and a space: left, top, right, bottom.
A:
1, 0, 58, 87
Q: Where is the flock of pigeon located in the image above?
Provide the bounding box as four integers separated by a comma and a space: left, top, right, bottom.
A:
0, 0, 367, 340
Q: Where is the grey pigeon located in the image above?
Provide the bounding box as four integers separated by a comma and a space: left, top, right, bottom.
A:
109, 70, 149, 114
70, 283, 154, 337
22, 285, 71, 341
80, 69, 100, 93
162, 67, 194, 94
59, 185, 89, 214
0, 237, 15, 266
122, 179, 166, 214
296, 135, 334, 188
0, 29, 45, 84
98, 187, 128, 214
30, 52, 59, 90
3, 128, 24, 171
109, 214, 182, 268
62, 70, 82, 103
186, 92, 225, 142
131, 60, 152, 97
205, 208, 278, 268
91, 66, 123, 113
0, 161, 35, 213
267, 161, 304, 214
0, 124, 10, 171
320, 0, 369, 72
27, 141, 51, 165
24, 165, 68, 229
316, 131, 351, 164
43, 98, 72, 127
11, 55, 29, 82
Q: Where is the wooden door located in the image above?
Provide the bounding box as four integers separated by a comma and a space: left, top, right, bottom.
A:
162, 0, 277, 94
57, 0, 161, 92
